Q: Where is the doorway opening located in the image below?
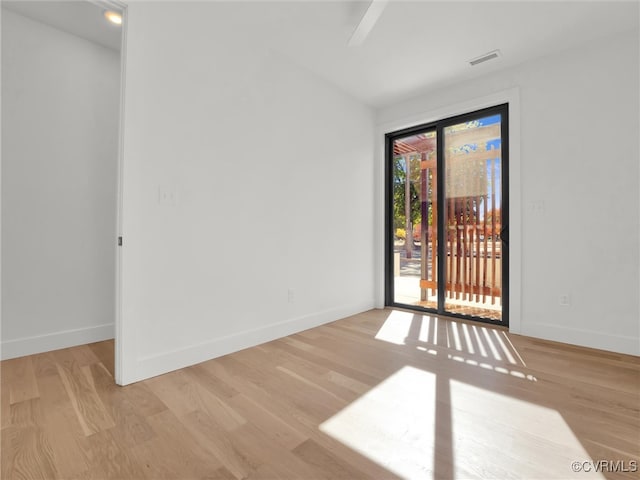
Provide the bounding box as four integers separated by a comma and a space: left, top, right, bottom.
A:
385, 104, 509, 325
0, 0, 126, 379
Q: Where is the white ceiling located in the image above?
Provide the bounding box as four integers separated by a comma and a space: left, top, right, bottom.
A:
264, 0, 640, 107
2, 1, 638, 107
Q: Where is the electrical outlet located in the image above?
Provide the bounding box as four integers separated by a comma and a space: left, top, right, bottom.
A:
158, 186, 177, 206
559, 294, 570, 306
288, 289, 295, 303
529, 200, 545, 213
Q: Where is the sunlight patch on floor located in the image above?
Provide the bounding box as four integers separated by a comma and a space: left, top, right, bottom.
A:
320, 366, 438, 479
447, 352, 537, 381
374, 309, 416, 345
320, 363, 601, 479
449, 380, 604, 479
375, 311, 525, 368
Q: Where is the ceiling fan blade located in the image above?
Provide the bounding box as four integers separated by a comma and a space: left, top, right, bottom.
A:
348, 0, 389, 47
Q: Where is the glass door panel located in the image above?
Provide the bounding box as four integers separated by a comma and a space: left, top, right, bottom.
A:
390, 131, 437, 307
443, 113, 503, 320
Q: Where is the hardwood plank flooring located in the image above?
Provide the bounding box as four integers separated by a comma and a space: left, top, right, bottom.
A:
1, 308, 639, 479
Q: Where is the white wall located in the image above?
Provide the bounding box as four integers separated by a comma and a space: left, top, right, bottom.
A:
118, 3, 375, 384
1, 9, 120, 359
376, 28, 640, 356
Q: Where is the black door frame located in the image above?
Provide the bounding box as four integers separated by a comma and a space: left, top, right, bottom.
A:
384, 103, 509, 326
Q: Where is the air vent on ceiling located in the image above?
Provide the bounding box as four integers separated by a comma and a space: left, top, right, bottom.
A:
469, 50, 501, 66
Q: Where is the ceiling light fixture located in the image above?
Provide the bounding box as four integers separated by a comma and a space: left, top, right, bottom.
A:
468, 49, 501, 66
104, 10, 122, 26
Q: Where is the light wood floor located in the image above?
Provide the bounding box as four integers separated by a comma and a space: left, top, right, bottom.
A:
2, 309, 639, 479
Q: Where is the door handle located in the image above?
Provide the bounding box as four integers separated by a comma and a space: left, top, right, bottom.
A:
499, 226, 509, 246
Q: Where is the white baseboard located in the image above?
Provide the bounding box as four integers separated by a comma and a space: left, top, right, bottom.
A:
1, 324, 115, 360
128, 300, 375, 385
521, 321, 639, 357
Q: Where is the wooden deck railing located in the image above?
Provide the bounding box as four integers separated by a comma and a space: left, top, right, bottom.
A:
418, 155, 502, 307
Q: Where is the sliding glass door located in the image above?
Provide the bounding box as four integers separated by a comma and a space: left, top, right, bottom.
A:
389, 129, 438, 306
386, 104, 508, 325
